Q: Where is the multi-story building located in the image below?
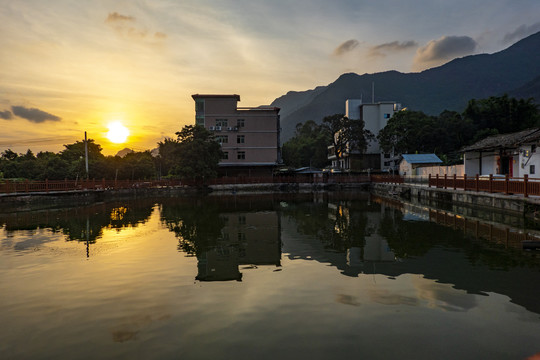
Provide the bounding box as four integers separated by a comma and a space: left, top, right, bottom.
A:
192, 94, 281, 176
328, 99, 402, 172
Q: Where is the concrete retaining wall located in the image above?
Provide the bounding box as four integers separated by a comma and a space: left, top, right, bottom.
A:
372, 183, 540, 215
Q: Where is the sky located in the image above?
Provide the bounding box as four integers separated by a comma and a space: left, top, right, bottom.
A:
1, 0, 539, 155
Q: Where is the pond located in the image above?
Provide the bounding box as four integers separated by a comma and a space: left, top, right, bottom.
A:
1, 192, 540, 360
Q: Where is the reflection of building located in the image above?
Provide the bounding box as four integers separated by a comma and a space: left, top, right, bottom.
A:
196, 245, 242, 281
192, 94, 281, 176
196, 211, 281, 281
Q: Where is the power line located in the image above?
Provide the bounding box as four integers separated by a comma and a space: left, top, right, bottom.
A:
0, 136, 77, 146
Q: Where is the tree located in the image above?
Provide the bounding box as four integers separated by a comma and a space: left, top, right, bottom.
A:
282, 120, 331, 168
157, 137, 182, 178
323, 114, 374, 165
60, 139, 105, 179
377, 110, 436, 154
464, 95, 540, 135
121, 151, 156, 180
168, 125, 222, 182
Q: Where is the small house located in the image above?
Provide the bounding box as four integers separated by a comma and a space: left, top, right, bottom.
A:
399, 154, 443, 176
461, 128, 540, 177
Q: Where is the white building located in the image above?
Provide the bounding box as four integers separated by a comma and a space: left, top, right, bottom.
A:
345, 99, 402, 171
462, 128, 540, 177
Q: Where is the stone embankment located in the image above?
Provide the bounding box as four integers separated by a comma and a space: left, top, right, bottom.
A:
2, 180, 538, 216
372, 182, 540, 216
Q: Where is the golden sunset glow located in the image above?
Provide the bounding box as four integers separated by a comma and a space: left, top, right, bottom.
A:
107, 121, 130, 144
0, 1, 537, 155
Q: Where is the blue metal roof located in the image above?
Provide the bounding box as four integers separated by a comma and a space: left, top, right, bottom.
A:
401, 154, 442, 164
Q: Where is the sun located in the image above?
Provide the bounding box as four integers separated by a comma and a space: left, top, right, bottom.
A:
107, 121, 130, 144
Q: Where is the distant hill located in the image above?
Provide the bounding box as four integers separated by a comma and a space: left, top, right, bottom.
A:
115, 148, 134, 157
273, 31, 540, 141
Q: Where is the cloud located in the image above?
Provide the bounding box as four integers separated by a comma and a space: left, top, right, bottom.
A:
154, 32, 167, 40
105, 12, 166, 42
0, 110, 13, 120
414, 35, 477, 68
368, 40, 418, 57
503, 22, 540, 44
11, 106, 61, 123
105, 12, 135, 23
334, 39, 360, 56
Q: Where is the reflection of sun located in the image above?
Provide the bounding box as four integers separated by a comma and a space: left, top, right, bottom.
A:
107, 121, 130, 143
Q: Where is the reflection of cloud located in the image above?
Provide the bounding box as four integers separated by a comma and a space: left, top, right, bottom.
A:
11, 106, 61, 123
414, 35, 477, 69
413, 277, 477, 312
503, 22, 540, 44
0, 110, 13, 120
336, 294, 360, 306
334, 39, 360, 56
368, 288, 418, 306
111, 313, 171, 343
368, 40, 417, 57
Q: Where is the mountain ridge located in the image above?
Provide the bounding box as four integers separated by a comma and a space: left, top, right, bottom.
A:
273, 31, 540, 141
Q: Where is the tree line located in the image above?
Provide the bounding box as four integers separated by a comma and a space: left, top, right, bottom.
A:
2, 95, 538, 180
283, 95, 540, 167
0, 125, 222, 181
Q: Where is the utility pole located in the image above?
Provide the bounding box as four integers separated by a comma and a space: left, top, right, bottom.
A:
84, 131, 89, 179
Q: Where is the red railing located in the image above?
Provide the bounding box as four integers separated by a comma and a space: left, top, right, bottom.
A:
0, 175, 388, 194
428, 174, 540, 197
0, 179, 182, 194
4, 174, 538, 198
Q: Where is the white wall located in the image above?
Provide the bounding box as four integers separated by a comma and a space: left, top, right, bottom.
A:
399, 161, 412, 176
464, 151, 498, 176
518, 146, 540, 178
345, 99, 362, 119
416, 165, 464, 177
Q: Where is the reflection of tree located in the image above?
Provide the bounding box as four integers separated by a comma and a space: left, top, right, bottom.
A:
160, 198, 225, 256
0, 199, 155, 243
282, 199, 372, 252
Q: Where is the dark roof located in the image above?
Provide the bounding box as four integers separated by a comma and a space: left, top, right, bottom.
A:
401, 154, 442, 164
191, 94, 241, 101
460, 128, 540, 152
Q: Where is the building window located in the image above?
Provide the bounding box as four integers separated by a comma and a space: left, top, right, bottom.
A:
215, 135, 228, 144
531, 165, 535, 174
238, 232, 246, 241
237, 119, 245, 127
238, 215, 246, 224
384, 113, 391, 119
221, 151, 228, 160
195, 99, 204, 112
216, 119, 228, 127
237, 135, 245, 144
237, 151, 245, 160
196, 115, 205, 126
532, 145, 537, 153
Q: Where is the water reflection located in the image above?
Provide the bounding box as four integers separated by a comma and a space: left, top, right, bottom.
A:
2, 192, 540, 359
1, 192, 540, 313
160, 197, 281, 281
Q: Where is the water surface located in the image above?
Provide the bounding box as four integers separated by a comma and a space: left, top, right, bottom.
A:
1, 192, 539, 359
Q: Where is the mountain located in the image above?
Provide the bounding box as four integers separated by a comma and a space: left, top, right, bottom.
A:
273, 31, 540, 141
115, 148, 134, 157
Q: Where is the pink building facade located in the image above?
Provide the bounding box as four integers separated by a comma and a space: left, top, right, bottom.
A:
192, 94, 281, 176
